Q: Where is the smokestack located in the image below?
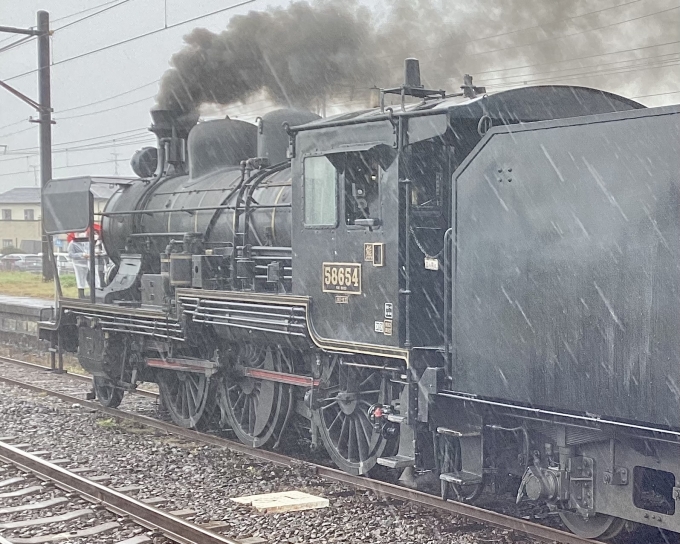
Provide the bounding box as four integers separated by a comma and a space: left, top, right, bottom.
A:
404, 58, 422, 89
149, 106, 199, 140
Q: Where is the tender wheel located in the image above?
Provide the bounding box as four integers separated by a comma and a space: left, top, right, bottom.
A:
559, 512, 626, 540
438, 434, 485, 503
313, 358, 397, 475
217, 344, 292, 448
93, 376, 124, 408
157, 370, 215, 429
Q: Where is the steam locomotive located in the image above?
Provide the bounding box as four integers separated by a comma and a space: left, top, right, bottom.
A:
40, 60, 680, 539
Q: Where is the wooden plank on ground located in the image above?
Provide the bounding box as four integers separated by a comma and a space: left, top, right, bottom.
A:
231, 490, 329, 513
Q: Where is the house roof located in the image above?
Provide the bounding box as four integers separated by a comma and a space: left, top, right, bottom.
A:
0, 183, 119, 204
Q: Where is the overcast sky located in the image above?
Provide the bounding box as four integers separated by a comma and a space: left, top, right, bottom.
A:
0, 0, 678, 193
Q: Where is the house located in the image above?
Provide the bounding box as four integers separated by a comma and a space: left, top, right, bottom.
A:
0, 182, 118, 253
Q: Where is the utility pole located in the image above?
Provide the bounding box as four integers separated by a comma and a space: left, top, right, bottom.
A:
37, 11, 53, 280
0, 11, 54, 280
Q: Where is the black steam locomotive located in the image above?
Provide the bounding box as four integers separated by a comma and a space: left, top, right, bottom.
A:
40, 60, 680, 539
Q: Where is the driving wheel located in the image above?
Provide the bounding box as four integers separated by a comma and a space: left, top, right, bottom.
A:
157, 370, 215, 429
313, 358, 397, 475
217, 344, 292, 448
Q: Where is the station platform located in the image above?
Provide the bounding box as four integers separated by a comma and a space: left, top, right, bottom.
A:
0, 295, 54, 347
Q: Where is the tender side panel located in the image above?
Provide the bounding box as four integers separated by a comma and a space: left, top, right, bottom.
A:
453, 106, 680, 429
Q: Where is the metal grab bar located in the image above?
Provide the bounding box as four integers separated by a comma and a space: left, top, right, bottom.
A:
443, 227, 453, 376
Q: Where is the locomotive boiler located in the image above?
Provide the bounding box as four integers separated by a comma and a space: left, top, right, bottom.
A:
40, 60, 680, 539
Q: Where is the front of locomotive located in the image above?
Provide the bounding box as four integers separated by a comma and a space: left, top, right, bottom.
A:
100, 107, 319, 296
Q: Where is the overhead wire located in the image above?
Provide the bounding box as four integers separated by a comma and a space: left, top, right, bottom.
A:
472, 39, 680, 77
0, 35, 34, 54
56, 80, 160, 113
453, 4, 680, 62
4, 0, 257, 84
6, 128, 149, 153
0, 159, 124, 178
0, 125, 37, 140
374, 0, 663, 61
51, 0, 125, 23
476, 51, 680, 85
484, 57, 680, 89
53, 0, 134, 32
57, 94, 157, 120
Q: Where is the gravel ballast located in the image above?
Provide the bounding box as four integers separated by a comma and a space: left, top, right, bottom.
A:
0, 359, 539, 544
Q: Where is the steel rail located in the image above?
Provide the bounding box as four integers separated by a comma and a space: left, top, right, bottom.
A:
0, 441, 239, 544
0, 368, 602, 544
0, 355, 158, 398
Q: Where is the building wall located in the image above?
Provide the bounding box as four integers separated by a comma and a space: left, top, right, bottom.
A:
0, 203, 42, 251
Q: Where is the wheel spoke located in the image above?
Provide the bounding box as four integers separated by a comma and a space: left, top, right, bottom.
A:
355, 417, 369, 461
337, 415, 349, 449
359, 373, 377, 389
327, 408, 343, 433
358, 389, 380, 399
357, 411, 373, 446
347, 419, 357, 461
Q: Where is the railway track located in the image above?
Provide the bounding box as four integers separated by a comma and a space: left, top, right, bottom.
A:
0, 355, 158, 399
0, 440, 243, 544
0, 356, 603, 544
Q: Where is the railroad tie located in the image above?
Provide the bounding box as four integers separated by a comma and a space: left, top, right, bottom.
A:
0, 485, 42, 499
0, 477, 25, 488
5, 521, 120, 544
0, 508, 93, 530
113, 536, 152, 544
0, 496, 67, 515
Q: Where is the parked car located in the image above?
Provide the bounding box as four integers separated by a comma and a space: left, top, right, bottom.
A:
0, 254, 29, 271
56, 254, 73, 274
13, 254, 42, 273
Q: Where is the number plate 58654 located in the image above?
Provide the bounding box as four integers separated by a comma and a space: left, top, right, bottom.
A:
322, 263, 361, 294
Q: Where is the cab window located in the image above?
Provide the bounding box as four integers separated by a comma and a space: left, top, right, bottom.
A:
409, 140, 445, 211
304, 156, 337, 226
345, 152, 382, 226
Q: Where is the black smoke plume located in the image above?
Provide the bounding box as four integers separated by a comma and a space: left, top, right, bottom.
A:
157, 1, 384, 112
157, 0, 680, 113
